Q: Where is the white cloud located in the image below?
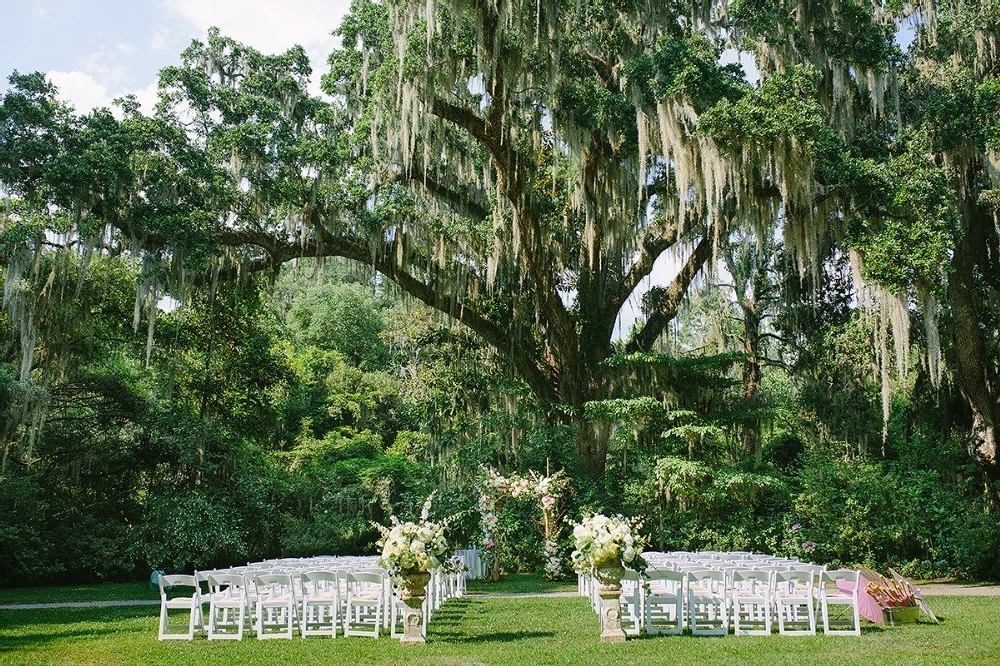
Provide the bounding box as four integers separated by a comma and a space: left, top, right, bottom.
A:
130, 79, 161, 114
150, 27, 169, 52
162, 0, 352, 83
81, 45, 128, 86
116, 41, 137, 55
46, 71, 162, 119
32, 3, 48, 19
46, 71, 111, 113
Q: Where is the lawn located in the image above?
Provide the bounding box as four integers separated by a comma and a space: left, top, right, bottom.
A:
466, 573, 577, 595
1, 584, 998, 666
0, 582, 155, 606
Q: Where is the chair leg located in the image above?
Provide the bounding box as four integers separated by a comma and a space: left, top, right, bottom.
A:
158, 603, 167, 640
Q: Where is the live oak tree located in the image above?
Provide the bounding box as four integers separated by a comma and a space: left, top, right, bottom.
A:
318, 0, 842, 477
3, 1, 999, 486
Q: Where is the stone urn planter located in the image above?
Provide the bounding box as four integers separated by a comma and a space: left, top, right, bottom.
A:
593, 562, 627, 643
398, 570, 432, 645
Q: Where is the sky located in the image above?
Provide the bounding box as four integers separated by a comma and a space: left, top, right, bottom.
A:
0, 0, 354, 113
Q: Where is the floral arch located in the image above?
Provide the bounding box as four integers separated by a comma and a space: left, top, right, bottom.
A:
477, 468, 570, 580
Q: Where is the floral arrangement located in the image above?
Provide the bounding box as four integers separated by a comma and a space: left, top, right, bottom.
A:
376, 495, 451, 581
543, 538, 562, 579
570, 513, 648, 573
438, 555, 468, 577
478, 468, 570, 579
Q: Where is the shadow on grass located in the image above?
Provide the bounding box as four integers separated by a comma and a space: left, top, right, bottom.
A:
432, 630, 557, 644
429, 599, 480, 626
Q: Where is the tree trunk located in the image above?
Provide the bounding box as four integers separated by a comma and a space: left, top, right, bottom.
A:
949, 163, 1000, 508
740, 304, 762, 467
575, 412, 610, 478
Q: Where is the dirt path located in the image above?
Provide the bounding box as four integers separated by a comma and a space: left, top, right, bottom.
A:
0, 599, 159, 610
913, 583, 1000, 596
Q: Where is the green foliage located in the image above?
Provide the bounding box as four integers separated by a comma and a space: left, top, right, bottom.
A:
136, 491, 250, 573
842, 135, 960, 294
783, 447, 980, 576
289, 282, 390, 370
699, 65, 829, 151
0, 476, 60, 584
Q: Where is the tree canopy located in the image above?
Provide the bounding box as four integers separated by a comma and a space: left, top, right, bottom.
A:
1, 0, 999, 490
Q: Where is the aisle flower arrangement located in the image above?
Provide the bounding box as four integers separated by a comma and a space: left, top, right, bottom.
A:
376, 496, 451, 580
570, 513, 648, 573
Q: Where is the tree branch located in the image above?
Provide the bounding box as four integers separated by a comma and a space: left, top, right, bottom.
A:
199, 226, 560, 402
627, 236, 712, 353
606, 220, 681, 324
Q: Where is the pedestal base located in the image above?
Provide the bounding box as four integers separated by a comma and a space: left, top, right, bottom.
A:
398, 571, 430, 646
598, 587, 626, 643
400, 596, 426, 645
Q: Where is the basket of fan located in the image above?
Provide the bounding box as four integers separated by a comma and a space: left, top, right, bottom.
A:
867, 580, 920, 625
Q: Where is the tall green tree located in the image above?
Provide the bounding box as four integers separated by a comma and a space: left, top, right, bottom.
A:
4, 2, 1000, 486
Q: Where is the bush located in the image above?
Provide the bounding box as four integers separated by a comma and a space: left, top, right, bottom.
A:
0, 476, 61, 584
136, 491, 250, 572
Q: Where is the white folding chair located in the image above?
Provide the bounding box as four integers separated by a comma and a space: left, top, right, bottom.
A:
619, 569, 644, 636
207, 574, 250, 640
253, 573, 297, 639
820, 570, 861, 636
775, 571, 816, 635
193, 571, 214, 637
644, 569, 684, 635
300, 571, 340, 637
157, 574, 202, 640
788, 563, 826, 614
344, 572, 384, 638
688, 570, 729, 636
732, 569, 772, 636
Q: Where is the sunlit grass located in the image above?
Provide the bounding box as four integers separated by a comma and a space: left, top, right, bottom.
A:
1, 589, 997, 665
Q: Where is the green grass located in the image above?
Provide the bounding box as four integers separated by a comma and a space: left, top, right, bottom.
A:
0, 582, 155, 606
466, 573, 577, 595
1, 594, 999, 665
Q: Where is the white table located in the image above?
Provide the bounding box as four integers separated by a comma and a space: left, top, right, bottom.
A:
455, 549, 484, 579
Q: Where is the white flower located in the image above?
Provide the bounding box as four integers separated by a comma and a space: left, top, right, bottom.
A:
569, 514, 648, 573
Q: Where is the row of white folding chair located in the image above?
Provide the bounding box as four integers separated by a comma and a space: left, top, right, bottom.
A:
692, 568, 859, 636
644, 552, 804, 568
669, 564, 824, 631
160, 570, 385, 640
202, 564, 386, 606
162, 567, 464, 641
641, 567, 854, 636
298, 565, 464, 638
579, 566, 861, 638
